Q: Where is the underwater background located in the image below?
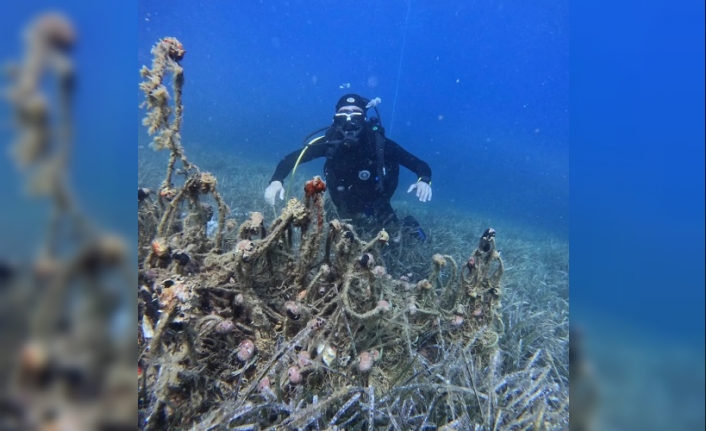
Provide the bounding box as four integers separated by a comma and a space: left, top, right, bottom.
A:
137, 0, 569, 238
570, 0, 705, 428
0, 0, 700, 429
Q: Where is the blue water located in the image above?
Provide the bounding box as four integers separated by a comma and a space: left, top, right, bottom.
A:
570, 1, 704, 428
571, 0, 705, 343
138, 0, 569, 237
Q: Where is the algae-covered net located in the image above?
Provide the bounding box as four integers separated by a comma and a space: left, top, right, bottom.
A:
137, 38, 569, 430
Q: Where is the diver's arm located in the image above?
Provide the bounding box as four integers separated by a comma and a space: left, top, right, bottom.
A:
387, 140, 432, 183
270, 144, 328, 184
387, 139, 433, 202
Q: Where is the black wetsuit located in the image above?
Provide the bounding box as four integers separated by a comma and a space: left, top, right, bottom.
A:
270, 125, 432, 225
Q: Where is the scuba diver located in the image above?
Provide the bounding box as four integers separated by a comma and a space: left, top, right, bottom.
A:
264, 93, 432, 240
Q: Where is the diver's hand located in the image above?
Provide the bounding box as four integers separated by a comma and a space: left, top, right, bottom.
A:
264, 181, 285, 206
407, 181, 432, 202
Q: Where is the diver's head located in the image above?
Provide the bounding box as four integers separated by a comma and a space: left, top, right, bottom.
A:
336, 93, 368, 112
333, 94, 368, 143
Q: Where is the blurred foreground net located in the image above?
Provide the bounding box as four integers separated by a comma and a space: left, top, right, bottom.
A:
1, 12, 135, 431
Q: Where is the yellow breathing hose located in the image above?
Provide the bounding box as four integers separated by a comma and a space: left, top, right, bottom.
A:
286, 135, 325, 200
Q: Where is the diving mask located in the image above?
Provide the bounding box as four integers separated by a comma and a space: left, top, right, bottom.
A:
333, 109, 365, 131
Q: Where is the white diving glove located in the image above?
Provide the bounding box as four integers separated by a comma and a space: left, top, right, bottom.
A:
407, 180, 432, 203
264, 181, 285, 206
